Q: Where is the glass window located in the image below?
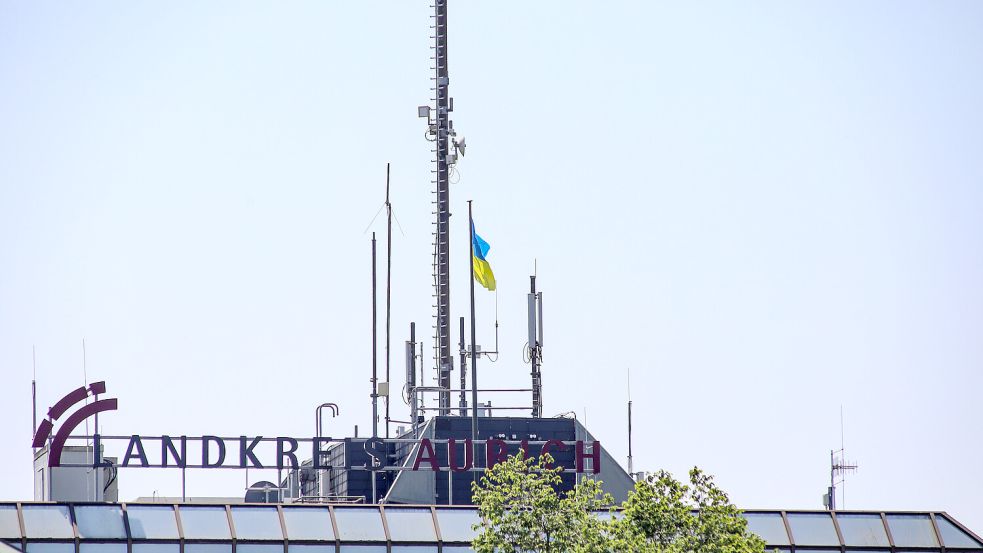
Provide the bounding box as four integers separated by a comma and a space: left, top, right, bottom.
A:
25, 543, 73, 553
183, 545, 231, 553
384, 508, 436, 542
21, 506, 73, 539
390, 547, 438, 553
75, 506, 126, 539
332, 508, 385, 542
282, 508, 333, 541
836, 514, 888, 547
0, 505, 21, 539
178, 508, 231, 540
338, 547, 386, 553
132, 544, 180, 553
230, 508, 282, 541
787, 513, 839, 546
286, 547, 334, 553
126, 506, 178, 540
236, 545, 283, 553
440, 548, 475, 553
434, 509, 480, 543
887, 514, 938, 547
79, 544, 127, 553
936, 515, 983, 548
743, 513, 789, 546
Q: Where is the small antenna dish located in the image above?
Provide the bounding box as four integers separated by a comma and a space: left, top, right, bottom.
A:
456, 136, 466, 156
245, 481, 280, 503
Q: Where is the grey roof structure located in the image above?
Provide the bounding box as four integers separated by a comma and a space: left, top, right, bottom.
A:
1, 503, 980, 553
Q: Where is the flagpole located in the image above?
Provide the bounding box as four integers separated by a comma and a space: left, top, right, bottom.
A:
385, 163, 392, 439
468, 201, 479, 472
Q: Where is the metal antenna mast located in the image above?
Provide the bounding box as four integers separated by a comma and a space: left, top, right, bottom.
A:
824, 408, 857, 510
627, 368, 633, 476
385, 163, 392, 438
528, 276, 544, 417
32, 346, 37, 453
419, 0, 459, 417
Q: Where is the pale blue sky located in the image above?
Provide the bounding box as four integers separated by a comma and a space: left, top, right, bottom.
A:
2, 0, 983, 531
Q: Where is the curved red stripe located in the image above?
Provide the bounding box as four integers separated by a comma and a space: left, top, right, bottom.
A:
49, 398, 119, 467
32, 419, 54, 448
48, 386, 89, 420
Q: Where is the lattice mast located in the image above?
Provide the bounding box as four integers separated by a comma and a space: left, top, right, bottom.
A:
430, 0, 453, 415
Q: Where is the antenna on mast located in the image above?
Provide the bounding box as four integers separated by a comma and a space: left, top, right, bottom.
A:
385, 163, 392, 438
627, 367, 633, 476
527, 275, 544, 417
405, 322, 418, 429
418, 0, 464, 418
824, 406, 857, 510
371, 234, 379, 440
32, 346, 37, 453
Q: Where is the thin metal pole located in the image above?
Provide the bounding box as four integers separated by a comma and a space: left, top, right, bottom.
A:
459, 317, 467, 416
385, 163, 392, 439
372, 234, 379, 438
371, 233, 378, 504
409, 322, 418, 435
627, 400, 633, 476
32, 346, 37, 453
627, 368, 633, 476
468, 202, 479, 471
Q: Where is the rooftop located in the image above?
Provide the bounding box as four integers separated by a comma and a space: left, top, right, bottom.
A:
1, 502, 981, 553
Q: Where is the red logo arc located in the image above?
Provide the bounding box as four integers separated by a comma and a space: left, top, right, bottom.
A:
32, 381, 118, 467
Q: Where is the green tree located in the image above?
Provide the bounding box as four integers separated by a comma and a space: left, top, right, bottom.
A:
472, 454, 766, 553
470, 453, 612, 553
610, 468, 766, 553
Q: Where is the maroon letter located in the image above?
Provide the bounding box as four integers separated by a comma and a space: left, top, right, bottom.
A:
540, 439, 568, 469
412, 438, 440, 471
448, 439, 473, 472
576, 440, 601, 474
485, 438, 508, 468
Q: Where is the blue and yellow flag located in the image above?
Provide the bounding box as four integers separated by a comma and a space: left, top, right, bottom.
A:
471, 221, 496, 291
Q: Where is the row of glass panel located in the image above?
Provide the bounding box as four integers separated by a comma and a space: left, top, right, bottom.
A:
744, 512, 982, 549
0, 504, 979, 549
0, 505, 475, 544
8, 544, 473, 553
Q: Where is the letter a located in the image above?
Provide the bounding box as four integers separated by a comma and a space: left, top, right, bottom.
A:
412, 438, 440, 471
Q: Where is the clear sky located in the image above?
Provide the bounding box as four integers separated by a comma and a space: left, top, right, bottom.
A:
2, 0, 982, 532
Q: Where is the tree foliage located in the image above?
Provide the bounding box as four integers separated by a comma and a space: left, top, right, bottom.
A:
471, 454, 766, 553
470, 453, 611, 553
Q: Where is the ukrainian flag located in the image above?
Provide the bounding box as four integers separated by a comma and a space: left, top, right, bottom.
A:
471, 222, 496, 291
